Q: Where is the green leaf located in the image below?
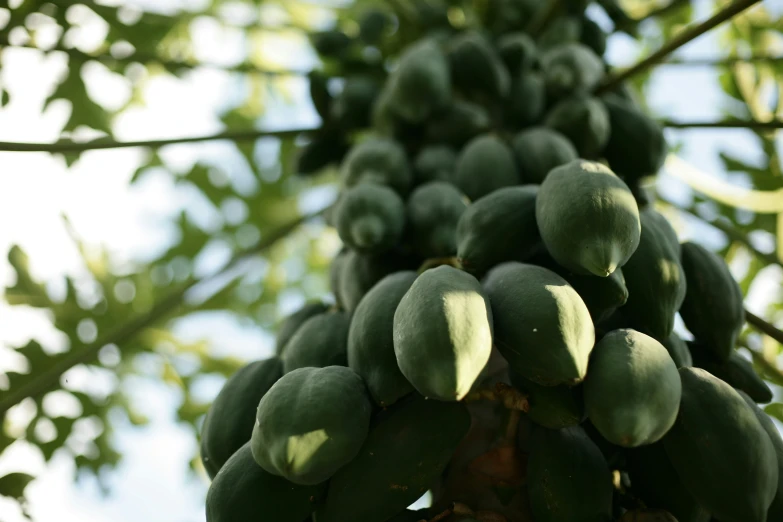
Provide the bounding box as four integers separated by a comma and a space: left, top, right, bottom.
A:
0, 473, 34, 500
1, 89, 9, 107
764, 403, 783, 423
45, 61, 112, 135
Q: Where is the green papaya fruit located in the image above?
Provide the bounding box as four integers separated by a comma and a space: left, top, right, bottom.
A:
601, 93, 667, 181
580, 16, 607, 56
581, 418, 625, 469
387, 39, 451, 124
620, 209, 686, 342
414, 145, 457, 184
544, 95, 610, 159
314, 395, 470, 522
584, 329, 682, 447
329, 247, 348, 308
406, 181, 468, 259
200, 357, 283, 479
689, 342, 772, 403
537, 16, 582, 51
679, 241, 745, 361
510, 370, 585, 429
620, 509, 679, 522
331, 76, 380, 130
393, 265, 493, 401
282, 311, 350, 374
456, 185, 540, 276
348, 271, 418, 407
497, 32, 539, 76
334, 184, 406, 254
562, 267, 628, 324
662, 332, 693, 368
295, 133, 350, 176
311, 30, 353, 58
511, 126, 578, 184
626, 442, 710, 522
426, 100, 492, 148
358, 9, 390, 44
251, 366, 372, 485
308, 71, 332, 122
536, 160, 641, 277
486, 0, 538, 35
447, 30, 510, 99
454, 134, 520, 201
542, 42, 604, 100
276, 302, 330, 356
483, 262, 594, 386
508, 72, 547, 127
338, 249, 420, 313
527, 425, 614, 522
206, 443, 325, 522
663, 367, 778, 522
738, 390, 783, 522
413, 0, 451, 29
340, 137, 412, 195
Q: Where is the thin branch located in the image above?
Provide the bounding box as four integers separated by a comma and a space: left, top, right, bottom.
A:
0, 126, 317, 153
661, 119, 783, 129
743, 343, 783, 387
0, 207, 329, 418
663, 55, 783, 66
597, 0, 762, 94
745, 309, 783, 346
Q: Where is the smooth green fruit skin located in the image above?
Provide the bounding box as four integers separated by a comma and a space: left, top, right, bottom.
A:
483, 262, 594, 386
621, 209, 686, 342
314, 395, 470, 522
662, 332, 693, 368
275, 302, 330, 356
627, 442, 710, 522
338, 249, 420, 313
426, 100, 491, 148
562, 267, 628, 324
510, 371, 585, 429
389, 39, 451, 123
544, 95, 610, 159
251, 366, 372, 485
414, 145, 457, 184
536, 160, 641, 277
393, 266, 493, 401
448, 31, 510, 99
580, 16, 607, 56
679, 241, 745, 361
331, 75, 379, 130
335, 184, 405, 254
454, 134, 520, 202
456, 185, 540, 277
200, 357, 283, 479
508, 72, 546, 127
497, 32, 538, 77
340, 138, 412, 195
511, 126, 577, 184
348, 271, 417, 407
282, 312, 350, 374
738, 390, 783, 522
585, 329, 682, 447
689, 342, 772, 403
537, 16, 582, 51
406, 181, 468, 259
663, 367, 778, 522
527, 425, 614, 522
206, 443, 325, 522
542, 43, 604, 100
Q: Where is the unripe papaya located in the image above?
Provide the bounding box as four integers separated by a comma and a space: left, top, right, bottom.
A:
601, 93, 667, 180
338, 249, 420, 313
544, 95, 610, 159
621, 209, 686, 342
456, 185, 540, 276
348, 271, 417, 407
358, 9, 390, 45
387, 39, 451, 124
206, 443, 325, 522
393, 266, 493, 401
447, 31, 510, 99
508, 72, 547, 128
738, 390, 783, 522
483, 262, 594, 386
340, 137, 412, 195
282, 311, 350, 374
689, 341, 772, 403
527, 425, 614, 522
497, 32, 538, 78
334, 184, 406, 254
331, 75, 380, 130
329, 247, 348, 308
406, 181, 468, 259
200, 357, 283, 479
414, 145, 457, 184
454, 134, 520, 201
580, 16, 607, 56
679, 241, 744, 361
662, 332, 693, 368
536, 160, 641, 277
663, 367, 778, 522
314, 395, 470, 522
275, 301, 330, 356
510, 371, 585, 429
562, 267, 628, 324
311, 30, 353, 58
542, 42, 604, 100
295, 133, 350, 176
251, 366, 372, 485
486, 0, 537, 35
626, 442, 710, 522
537, 16, 582, 51
426, 100, 492, 148
584, 329, 682, 447
511, 127, 578, 184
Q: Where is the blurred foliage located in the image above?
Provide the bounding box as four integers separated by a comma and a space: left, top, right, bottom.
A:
0, 0, 782, 516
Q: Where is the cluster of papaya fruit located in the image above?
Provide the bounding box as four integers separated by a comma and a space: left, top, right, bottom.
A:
200, 2, 782, 522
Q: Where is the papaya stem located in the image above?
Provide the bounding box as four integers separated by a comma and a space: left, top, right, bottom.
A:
427, 508, 453, 522
504, 409, 521, 441
597, 0, 762, 94
464, 383, 529, 412
418, 256, 462, 273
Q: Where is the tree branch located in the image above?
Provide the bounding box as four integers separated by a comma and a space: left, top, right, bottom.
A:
0, 127, 318, 153
0, 207, 329, 418
663, 55, 783, 66
661, 119, 783, 129
745, 309, 783, 346
597, 0, 762, 94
